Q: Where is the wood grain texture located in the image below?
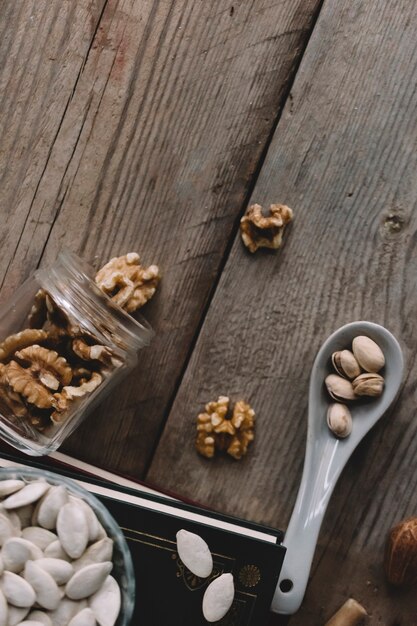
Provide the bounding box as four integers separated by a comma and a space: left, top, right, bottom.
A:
0, 0, 321, 472
0, 0, 106, 284
148, 0, 417, 623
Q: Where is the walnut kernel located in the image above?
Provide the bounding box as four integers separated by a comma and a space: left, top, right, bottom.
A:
95, 253, 160, 313
240, 203, 293, 253
196, 397, 255, 460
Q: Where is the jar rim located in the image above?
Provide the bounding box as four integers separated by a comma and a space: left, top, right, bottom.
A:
36, 249, 154, 351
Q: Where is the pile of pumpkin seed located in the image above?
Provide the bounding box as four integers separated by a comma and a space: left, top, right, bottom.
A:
176, 529, 235, 623
325, 335, 385, 438
0, 477, 121, 626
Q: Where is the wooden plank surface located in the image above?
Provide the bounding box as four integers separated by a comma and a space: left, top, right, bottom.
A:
0, 0, 322, 473
0, 0, 107, 283
148, 0, 417, 623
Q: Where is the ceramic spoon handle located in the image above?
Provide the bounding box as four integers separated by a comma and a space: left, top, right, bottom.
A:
271, 444, 337, 614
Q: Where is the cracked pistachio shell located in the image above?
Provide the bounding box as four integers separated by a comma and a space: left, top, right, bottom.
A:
56, 502, 89, 559
176, 529, 213, 578
325, 374, 356, 402
352, 372, 384, 397
352, 336, 385, 372
327, 403, 352, 438
332, 350, 361, 379
88, 575, 121, 626
202, 573, 235, 623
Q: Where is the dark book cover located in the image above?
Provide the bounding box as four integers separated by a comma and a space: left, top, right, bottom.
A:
0, 450, 286, 625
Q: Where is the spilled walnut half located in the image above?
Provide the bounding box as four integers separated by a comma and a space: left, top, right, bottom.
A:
196, 396, 255, 460
240, 203, 293, 253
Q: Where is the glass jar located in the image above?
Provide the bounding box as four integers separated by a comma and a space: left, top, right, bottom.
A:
0, 250, 153, 456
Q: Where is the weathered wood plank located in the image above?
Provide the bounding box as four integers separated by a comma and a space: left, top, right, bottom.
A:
0, 0, 107, 285
148, 0, 417, 622
0, 0, 322, 472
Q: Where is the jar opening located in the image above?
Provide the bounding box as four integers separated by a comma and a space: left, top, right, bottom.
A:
35, 249, 154, 353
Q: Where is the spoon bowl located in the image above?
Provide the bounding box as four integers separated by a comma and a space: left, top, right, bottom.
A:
271, 321, 404, 615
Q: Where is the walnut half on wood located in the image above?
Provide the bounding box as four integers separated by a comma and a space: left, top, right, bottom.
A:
240, 203, 293, 253
95, 253, 160, 313
196, 396, 255, 460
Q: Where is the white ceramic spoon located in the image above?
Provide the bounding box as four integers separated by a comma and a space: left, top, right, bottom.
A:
271, 321, 404, 615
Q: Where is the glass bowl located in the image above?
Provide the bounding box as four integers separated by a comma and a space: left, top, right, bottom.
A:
0, 466, 135, 625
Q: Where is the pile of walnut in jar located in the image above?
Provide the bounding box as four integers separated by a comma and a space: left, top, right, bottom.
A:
325, 336, 385, 438
0, 253, 160, 437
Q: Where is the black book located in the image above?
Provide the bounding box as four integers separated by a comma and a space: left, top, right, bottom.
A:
0, 451, 286, 626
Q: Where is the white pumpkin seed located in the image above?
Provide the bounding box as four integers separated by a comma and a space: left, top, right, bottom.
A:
3, 484, 49, 510
23, 561, 60, 611
26, 611, 52, 626
67, 607, 96, 626
202, 573, 235, 623
176, 529, 213, 578
0, 481, 24, 498
35, 559, 73, 586
66, 562, 112, 600
2, 511, 21, 535
47, 599, 86, 626
0, 587, 7, 626
71, 539, 113, 573
14, 506, 35, 530
2, 538, 32, 573
56, 503, 88, 559
21, 529, 56, 551
14, 621, 44, 626
94, 521, 107, 541
43, 541, 70, 562
68, 497, 100, 543
36, 487, 68, 531
7, 605, 29, 626
0, 556, 3, 576
0, 571, 36, 607
88, 576, 120, 626
0, 514, 18, 546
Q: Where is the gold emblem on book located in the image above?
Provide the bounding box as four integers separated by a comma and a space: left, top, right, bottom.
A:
238, 564, 261, 588
173, 553, 224, 591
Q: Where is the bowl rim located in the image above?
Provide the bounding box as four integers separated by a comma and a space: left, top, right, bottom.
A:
0, 465, 135, 625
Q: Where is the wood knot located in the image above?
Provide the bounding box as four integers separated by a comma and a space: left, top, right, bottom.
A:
383, 211, 406, 234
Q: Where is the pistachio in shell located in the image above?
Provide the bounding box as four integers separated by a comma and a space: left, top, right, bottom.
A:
332, 350, 361, 380
327, 403, 352, 438
352, 372, 384, 397
352, 335, 385, 373
325, 374, 356, 402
